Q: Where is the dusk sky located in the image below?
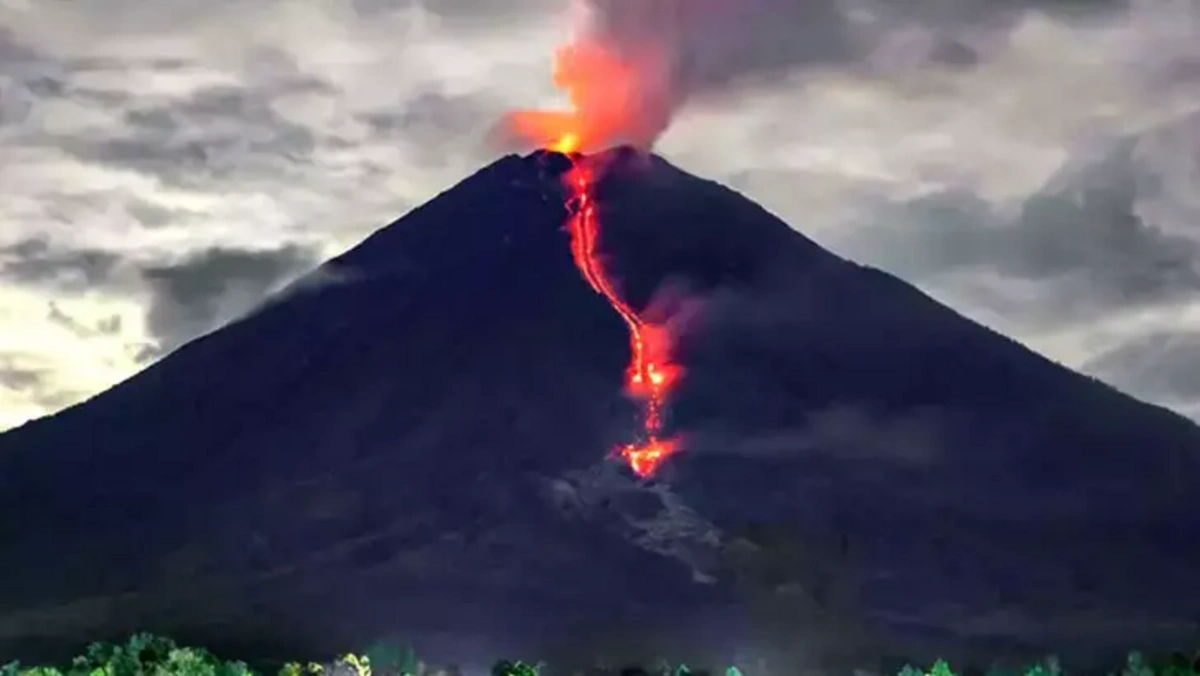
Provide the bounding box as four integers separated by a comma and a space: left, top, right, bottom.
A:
1, 0, 1199, 430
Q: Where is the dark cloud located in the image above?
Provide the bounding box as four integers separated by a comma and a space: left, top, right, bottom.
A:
411, 0, 557, 18
0, 26, 40, 68
0, 359, 46, 393
42, 191, 116, 224
416, 0, 1125, 43
58, 83, 321, 186
833, 137, 1200, 327
139, 245, 318, 356
350, 0, 561, 26
23, 0, 270, 32
47, 302, 95, 339
238, 47, 338, 98
0, 354, 86, 412
38, 48, 338, 188
1, 38, 190, 106
97, 315, 123, 335
927, 38, 982, 68
0, 238, 122, 292
0, 27, 58, 126
1009, 147, 1199, 302
359, 88, 503, 168
0, 28, 214, 131
1085, 332, 1200, 405
124, 199, 194, 229
66, 55, 195, 73
361, 89, 491, 137
46, 302, 123, 339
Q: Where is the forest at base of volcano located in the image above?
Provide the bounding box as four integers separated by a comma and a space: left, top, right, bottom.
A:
3, 633, 1200, 676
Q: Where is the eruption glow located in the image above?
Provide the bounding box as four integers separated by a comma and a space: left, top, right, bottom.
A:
562, 159, 681, 478
506, 1, 674, 154
505, 6, 682, 478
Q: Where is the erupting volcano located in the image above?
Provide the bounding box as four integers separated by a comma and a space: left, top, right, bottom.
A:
507, 19, 683, 478
4, 2, 1200, 669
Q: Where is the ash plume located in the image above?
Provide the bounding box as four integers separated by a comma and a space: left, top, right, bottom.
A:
502, 0, 1128, 151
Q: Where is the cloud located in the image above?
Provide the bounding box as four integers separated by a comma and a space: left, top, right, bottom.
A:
0, 238, 122, 292
139, 244, 318, 356
0, 352, 91, 413
1011, 148, 1200, 304
0, 358, 45, 393
1084, 331, 1200, 415
399, 0, 561, 26
828, 119, 1200, 331
57, 83, 323, 188
587, 0, 1129, 88
358, 87, 508, 169
124, 198, 195, 229
1084, 331, 1200, 420
46, 301, 123, 339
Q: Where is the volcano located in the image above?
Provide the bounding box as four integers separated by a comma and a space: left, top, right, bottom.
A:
1, 148, 1198, 673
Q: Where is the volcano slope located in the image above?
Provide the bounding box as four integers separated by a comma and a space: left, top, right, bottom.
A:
1, 148, 1198, 673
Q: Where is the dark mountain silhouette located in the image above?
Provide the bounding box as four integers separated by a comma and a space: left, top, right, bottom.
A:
1, 148, 1198, 673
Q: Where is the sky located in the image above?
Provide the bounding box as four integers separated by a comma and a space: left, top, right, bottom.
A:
0, 0, 1199, 431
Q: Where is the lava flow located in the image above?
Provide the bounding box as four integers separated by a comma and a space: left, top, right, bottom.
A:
504, 7, 683, 478
560, 151, 681, 479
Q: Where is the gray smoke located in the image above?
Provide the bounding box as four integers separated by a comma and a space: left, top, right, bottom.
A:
572, 0, 1127, 146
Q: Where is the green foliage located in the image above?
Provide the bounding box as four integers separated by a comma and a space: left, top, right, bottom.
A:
3, 633, 1199, 676
0, 634, 252, 676
1125, 652, 1157, 676
1024, 656, 1062, 676
359, 643, 418, 676
335, 656, 369, 676
489, 660, 538, 676
1159, 653, 1199, 676
277, 662, 323, 676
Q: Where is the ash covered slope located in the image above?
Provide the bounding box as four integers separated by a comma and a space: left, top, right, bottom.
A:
0, 148, 1198, 670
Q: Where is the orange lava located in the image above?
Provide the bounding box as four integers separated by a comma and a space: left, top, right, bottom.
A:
563, 157, 681, 479
505, 8, 671, 153
505, 9, 682, 478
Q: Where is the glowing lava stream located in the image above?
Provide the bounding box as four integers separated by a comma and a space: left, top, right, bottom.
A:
504, 7, 682, 477
558, 146, 681, 479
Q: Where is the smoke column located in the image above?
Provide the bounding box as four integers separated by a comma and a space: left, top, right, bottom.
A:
501, 0, 1129, 152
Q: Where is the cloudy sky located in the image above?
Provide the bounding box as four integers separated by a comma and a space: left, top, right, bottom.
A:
0, 0, 1199, 431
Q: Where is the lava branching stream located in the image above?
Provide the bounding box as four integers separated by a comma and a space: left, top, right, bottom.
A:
560, 153, 681, 478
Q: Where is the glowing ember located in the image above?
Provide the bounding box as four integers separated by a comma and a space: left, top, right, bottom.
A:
619, 438, 679, 480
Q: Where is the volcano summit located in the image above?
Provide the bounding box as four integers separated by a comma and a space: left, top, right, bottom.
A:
0, 148, 1198, 672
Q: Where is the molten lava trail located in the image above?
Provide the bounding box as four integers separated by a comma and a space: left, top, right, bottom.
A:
561, 155, 679, 478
